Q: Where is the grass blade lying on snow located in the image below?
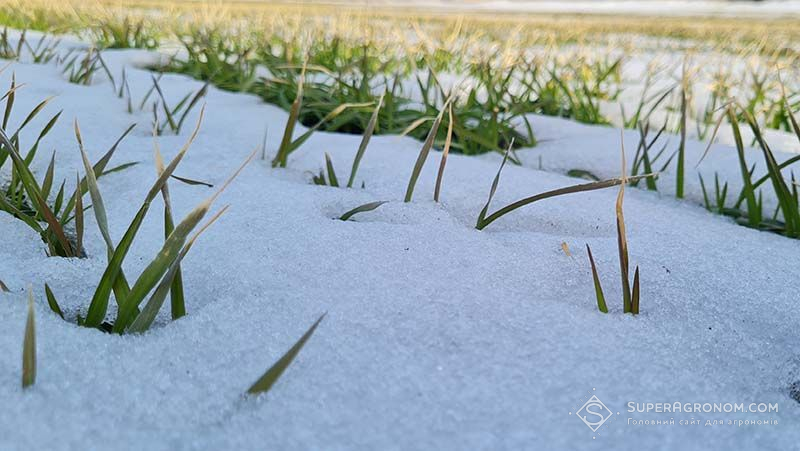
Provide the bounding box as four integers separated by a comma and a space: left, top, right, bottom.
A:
247, 313, 326, 396
22, 288, 36, 389
339, 201, 387, 221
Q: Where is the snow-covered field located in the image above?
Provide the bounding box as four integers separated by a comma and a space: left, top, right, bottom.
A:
0, 32, 799, 450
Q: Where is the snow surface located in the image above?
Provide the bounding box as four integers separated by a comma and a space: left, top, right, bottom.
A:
0, 32, 799, 450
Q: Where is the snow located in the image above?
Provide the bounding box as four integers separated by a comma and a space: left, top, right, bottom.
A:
0, 32, 798, 450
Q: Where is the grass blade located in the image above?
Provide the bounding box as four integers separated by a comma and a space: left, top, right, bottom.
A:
339, 201, 387, 221
44, 283, 64, 320
476, 173, 655, 231
616, 139, 631, 313
154, 140, 185, 320
586, 244, 608, 313
22, 288, 36, 389
347, 95, 383, 188
404, 103, 447, 202
631, 266, 640, 315
324, 153, 339, 187
434, 104, 454, 202
83, 108, 204, 328
127, 206, 228, 333
247, 313, 326, 395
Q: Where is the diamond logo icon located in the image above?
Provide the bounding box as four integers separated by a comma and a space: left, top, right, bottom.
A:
575, 395, 613, 432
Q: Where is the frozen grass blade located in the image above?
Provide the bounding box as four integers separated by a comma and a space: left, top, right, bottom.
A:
44, 283, 64, 319
586, 244, 608, 313
22, 288, 36, 389
339, 201, 387, 221
405, 102, 447, 203
434, 104, 454, 202
247, 313, 326, 396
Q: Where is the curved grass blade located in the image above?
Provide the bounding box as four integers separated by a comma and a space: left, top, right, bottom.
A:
339, 201, 387, 221
247, 313, 326, 396
476, 171, 656, 231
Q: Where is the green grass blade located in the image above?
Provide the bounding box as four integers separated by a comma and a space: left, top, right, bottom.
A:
339, 201, 387, 221
347, 95, 383, 188
477, 173, 656, 231
247, 313, 326, 395
154, 143, 185, 320
404, 103, 446, 203
44, 283, 64, 320
586, 244, 608, 313
22, 288, 36, 389
127, 206, 228, 333
83, 109, 204, 328
631, 266, 640, 315
434, 104, 454, 202
324, 153, 339, 187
